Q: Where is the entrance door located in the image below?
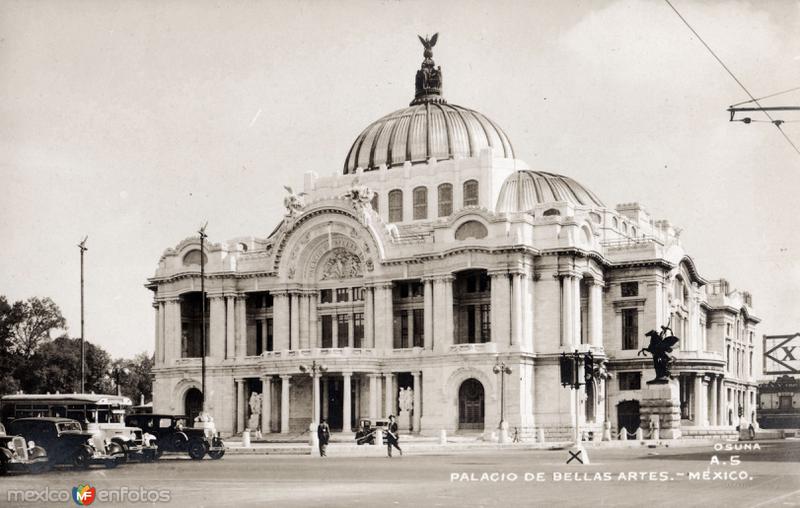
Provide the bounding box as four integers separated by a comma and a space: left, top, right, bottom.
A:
185, 388, 203, 423
458, 379, 485, 430
617, 400, 640, 436
325, 378, 344, 431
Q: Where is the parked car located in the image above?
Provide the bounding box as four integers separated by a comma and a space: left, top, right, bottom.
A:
0, 423, 49, 475
8, 418, 123, 470
355, 418, 389, 445
85, 421, 158, 463
124, 414, 224, 460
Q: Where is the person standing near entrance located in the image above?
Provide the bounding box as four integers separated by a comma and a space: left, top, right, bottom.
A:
317, 418, 331, 457
386, 415, 402, 457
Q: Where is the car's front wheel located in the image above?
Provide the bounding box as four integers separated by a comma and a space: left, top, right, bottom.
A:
187, 440, 207, 460
208, 449, 225, 460
72, 447, 92, 470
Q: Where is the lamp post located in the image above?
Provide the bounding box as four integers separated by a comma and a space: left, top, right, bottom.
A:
299, 360, 328, 426
198, 222, 208, 413
106, 362, 131, 397
493, 358, 512, 443
77, 236, 88, 394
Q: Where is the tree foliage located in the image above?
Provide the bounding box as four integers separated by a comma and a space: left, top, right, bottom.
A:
7, 297, 66, 358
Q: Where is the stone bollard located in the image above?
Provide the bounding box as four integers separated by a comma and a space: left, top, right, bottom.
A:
242, 429, 251, 448
309, 423, 318, 448
635, 428, 644, 441
499, 422, 509, 444
439, 429, 447, 445
537, 428, 546, 444
374, 428, 383, 446
652, 428, 660, 441
602, 421, 612, 441
620, 429, 627, 441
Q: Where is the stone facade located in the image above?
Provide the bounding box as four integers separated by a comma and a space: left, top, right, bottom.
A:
147, 41, 759, 440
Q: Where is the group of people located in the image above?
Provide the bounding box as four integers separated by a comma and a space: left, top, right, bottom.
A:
317, 415, 402, 458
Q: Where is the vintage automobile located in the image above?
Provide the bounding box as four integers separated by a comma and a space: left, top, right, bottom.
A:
0, 423, 49, 475
124, 414, 224, 460
355, 418, 389, 445
8, 418, 124, 469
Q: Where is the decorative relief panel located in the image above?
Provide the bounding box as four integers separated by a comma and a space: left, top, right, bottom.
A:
320, 248, 363, 280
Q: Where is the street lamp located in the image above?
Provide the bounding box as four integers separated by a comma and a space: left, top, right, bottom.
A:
106, 363, 131, 396
198, 222, 208, 413
299, 361, 328, 426
493, 358, 512, 443
77, 236, 88, 394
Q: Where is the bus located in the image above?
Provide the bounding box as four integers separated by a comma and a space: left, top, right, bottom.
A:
0, 394, 156, 461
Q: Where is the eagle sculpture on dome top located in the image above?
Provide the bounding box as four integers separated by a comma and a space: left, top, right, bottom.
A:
418, 33, 438, 53
413, 33, 444, 105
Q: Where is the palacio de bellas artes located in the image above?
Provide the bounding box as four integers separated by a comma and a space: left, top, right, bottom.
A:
147, 34, 759, 443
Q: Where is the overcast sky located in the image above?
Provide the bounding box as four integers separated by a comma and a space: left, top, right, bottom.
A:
1, 0, 798, 362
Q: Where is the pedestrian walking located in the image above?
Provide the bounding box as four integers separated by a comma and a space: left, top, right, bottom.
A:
386, 415, 402, 457
317, 418, 331, 457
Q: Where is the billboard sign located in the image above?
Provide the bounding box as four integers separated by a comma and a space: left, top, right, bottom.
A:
764, 333, 800, 375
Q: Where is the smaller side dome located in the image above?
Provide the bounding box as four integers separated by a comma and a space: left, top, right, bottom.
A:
495, 170, 605, 213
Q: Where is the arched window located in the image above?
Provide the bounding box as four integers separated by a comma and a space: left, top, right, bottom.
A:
370, 193, 379, 214
543, 208, 561, 216
454, 220, 488, 240
463, 180, 479, 207
413, 186, 428, 220
612, 217, 619, 229
388, 189, 403, 222
631, 226, 637, 237
437, 183, 453, 217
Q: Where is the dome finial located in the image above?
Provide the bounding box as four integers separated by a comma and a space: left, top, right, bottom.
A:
411, 33, 446, 105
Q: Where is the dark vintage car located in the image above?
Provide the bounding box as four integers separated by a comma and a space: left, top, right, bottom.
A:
0, 423, 49, 475
124, 414, 224, 460
8, 418, 124, 469
355, 418, 389, 445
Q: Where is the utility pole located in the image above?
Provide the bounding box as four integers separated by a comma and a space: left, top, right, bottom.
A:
78, 236, 88, 394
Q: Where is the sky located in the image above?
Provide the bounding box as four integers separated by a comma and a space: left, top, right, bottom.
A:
1, 0, 798, 363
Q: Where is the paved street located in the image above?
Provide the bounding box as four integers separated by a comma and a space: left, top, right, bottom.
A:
1, 441, 799, 508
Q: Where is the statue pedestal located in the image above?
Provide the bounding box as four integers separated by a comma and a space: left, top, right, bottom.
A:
399, 409, 412, 432
640, 378, 682, 439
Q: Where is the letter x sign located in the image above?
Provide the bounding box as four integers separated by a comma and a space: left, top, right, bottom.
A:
567, 449, 584, 464
765, 334, 800, 374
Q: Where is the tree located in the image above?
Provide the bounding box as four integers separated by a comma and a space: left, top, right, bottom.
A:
7, 297, 66, 358
19, 336, 112, 395
112, 353, 154, 404
0, 296, 21, 394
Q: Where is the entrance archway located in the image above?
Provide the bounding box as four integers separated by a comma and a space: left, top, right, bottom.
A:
617, 400, 640, 436
458, 379, 485, 430
184, 388, 203, 423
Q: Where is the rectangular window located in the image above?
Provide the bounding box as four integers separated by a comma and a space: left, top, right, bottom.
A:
618, 372, 641, 390
255, 320, 263, 355
353, 313, 364, 348
621, 281, 638, 297
389, 189, 403, 222
413, 186, 427, 220
463, 180, 479, 207
352, 287, 364, 301
413, 308, 424, 347
467, 306, 476, 343
480, 304, 491, 342
336, 288, 349, 303
337, 314, 349, 348
321, 315, 333, 348
621, 308, 638, 350
266, 318, 273, 352
320, 289, 333, 304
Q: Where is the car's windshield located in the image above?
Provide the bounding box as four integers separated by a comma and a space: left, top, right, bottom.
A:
57, 421, 82, 432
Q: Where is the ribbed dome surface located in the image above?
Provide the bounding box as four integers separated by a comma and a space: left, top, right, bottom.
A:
343, 103, 514, 174
496, 170, 605, 212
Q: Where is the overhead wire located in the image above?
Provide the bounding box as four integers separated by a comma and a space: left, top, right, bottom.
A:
663, 0, 800, 158
730, 85, 800, 108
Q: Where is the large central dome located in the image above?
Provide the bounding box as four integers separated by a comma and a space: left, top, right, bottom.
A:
343, 34, 514, 174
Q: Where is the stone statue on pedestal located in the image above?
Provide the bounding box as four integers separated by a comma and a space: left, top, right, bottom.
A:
398, 387, 413, 431
248, 392, 262, 431
638, 325, 680, 383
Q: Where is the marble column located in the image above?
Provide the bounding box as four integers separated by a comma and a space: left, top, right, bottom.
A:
309, 291, 319, 348
236, 378, 245, 433
369, 374, 379, 419
225, 296, 236, 359
423, 278, 434, 350
412, 371, 422, 433
299, 293, 309, 350
154, 302, 164, 365
718, 377, 726, 426
261, 376, 272, 433
709, 375, 718, 426
235, 294, 247, 358
209, 296, 225, 359
273, 291, 290, 351
432, 276, 454, 352
489, 272, 511, 349
589, 280, 604, 348
384, 373, 394, 417
342, 372, 352, 432
364, 286, 374, 348
322, 378, 329, 420
693, 374, 705, 426
290, 292, 300, 350
444, 277, 454, 348
560, 274, 578, 348
168, 299, 182, 363
511, 272, 523, 348
280, 375, 291, 434
347, 313, 355, 348
312, 373, 320, 425
331, 316, 339, 348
